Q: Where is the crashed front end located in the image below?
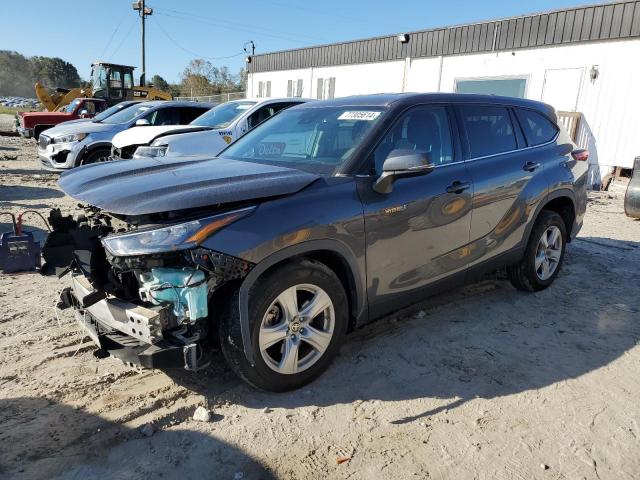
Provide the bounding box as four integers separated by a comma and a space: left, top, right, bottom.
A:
50, 207, 254, 371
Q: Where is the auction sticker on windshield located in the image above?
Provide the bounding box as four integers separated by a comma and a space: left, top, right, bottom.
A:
337, 111, 381, 121
257, 142, 286, 157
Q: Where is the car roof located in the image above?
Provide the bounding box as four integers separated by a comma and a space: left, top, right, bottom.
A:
240, 97, 313, 105
138, 100, 217, 109
297, 93, 554, 114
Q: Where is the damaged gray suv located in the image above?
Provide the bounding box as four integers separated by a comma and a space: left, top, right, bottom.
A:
51, 93, 588, 391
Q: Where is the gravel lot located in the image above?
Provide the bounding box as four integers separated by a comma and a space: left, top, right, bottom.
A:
1, 133, 639, 480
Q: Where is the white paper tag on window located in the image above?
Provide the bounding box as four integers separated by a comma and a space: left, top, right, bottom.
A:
338, 111, 381, 121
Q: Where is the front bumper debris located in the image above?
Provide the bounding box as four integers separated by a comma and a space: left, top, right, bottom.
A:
48, 207, 255, 371
72, 275, 167, 344
64, 276, 207, 370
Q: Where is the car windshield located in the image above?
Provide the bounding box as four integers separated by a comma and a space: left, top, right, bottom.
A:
191, 101, 256, 129
64, 99, 81, 113
101, 104, 152, 124
220, 106, 385, 175
93, 102, 134, 122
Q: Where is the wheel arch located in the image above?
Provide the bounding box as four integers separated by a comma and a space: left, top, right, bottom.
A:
526, 189, 577, 245
236, 240, 366, 365
75, 141, 112, 166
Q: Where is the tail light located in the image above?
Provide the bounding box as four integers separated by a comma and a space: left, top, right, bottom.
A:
571, 149, 589, 162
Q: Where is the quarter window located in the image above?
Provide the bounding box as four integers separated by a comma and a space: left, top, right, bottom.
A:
373, 105, 454, 174
460, 105, 516, 158
515, 109, 558, 146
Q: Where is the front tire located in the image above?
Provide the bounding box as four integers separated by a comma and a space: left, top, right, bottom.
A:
219, 259, 348, 392
508, 210, 567, 291
78, 148, 111, 166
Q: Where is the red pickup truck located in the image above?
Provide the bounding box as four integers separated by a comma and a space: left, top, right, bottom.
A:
17, 98, 107, 140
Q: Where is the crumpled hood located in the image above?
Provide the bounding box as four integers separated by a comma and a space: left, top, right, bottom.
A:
112, 125, 205, 148
58, 156, 319, 216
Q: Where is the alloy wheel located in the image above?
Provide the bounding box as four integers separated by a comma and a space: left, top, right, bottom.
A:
258, 284, 335, 375
534, 225, 563, 280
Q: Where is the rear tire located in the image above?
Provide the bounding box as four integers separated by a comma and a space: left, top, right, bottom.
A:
219, 259, 348, 392
508, 210, 567, 291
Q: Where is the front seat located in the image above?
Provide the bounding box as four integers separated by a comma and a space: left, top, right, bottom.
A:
405, 111, 442, 164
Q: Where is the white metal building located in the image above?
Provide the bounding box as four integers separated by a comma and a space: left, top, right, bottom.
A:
246, 1, 640, 187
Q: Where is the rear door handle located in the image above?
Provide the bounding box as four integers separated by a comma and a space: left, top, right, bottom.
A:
523, 161, 541, 172
446, 181, 471, 194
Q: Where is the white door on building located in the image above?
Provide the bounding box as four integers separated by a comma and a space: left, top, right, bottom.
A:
541, 68, 584, 112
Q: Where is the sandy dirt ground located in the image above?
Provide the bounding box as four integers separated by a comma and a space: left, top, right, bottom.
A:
1, 133, 639, 480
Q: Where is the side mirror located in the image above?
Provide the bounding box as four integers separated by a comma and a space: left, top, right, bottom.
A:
135, 118, 151, 126
78, 109, 89, 118
373, 149, 434, 194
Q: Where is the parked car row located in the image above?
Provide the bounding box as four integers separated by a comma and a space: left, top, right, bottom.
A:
35, 97, 309, 170
1, 96, 40, 109
48, 92, 589, 392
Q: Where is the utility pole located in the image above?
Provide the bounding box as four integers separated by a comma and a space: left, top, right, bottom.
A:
132, 0, 153, 86
244, 40, 256, 56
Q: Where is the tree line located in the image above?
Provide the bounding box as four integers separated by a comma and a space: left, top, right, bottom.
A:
149, 59, 247, 98
0, 50, 82, 97
0, 50, 246, 99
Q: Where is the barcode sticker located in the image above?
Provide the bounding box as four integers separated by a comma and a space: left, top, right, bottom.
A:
338, 111, 381, 121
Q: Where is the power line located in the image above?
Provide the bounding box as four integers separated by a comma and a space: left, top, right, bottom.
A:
109, 18, 137, 61
153, 18, 246, 61
99, 14, 128, 60
153, 8, 327, 45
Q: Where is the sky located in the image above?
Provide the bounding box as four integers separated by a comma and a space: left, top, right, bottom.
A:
3, 0, 611, 84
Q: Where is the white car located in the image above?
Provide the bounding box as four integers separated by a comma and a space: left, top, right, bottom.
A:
110, 97, 311, 160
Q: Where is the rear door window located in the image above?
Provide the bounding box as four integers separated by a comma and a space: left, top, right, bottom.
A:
460, 105, 516, 158
515, 109, 558, 146
180, 107, 209, 124
149, 108, 180, 126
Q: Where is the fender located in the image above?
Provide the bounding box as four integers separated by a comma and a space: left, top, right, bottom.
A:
236, 239, 367, 364
75, 141, 113, 166
523, 188, 577, 247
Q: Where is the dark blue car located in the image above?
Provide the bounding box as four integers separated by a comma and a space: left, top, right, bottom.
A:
53, 93, 589, 391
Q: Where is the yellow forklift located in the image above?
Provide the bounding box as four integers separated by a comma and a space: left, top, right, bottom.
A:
36, 62, 171, 112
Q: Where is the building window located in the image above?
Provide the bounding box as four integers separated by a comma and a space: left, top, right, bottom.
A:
316, 77, 336, 99
455, 77, 527, 98
287, 79, 304, 97
257, 81, 271, 98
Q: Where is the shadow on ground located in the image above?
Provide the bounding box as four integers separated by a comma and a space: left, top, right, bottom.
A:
0, 185, 64, 202
169, 236, 640, 421
0, 397, 276, 480
1, 168, 59, 176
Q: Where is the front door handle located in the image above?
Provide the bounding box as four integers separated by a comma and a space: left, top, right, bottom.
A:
446, 181, 471, 194
523, 161, 542, 172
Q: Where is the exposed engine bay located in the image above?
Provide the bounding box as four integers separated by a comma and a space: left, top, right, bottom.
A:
45, 206, 254, 371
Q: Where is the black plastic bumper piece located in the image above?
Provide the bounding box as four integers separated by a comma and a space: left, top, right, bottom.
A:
100, 332, 185, 369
